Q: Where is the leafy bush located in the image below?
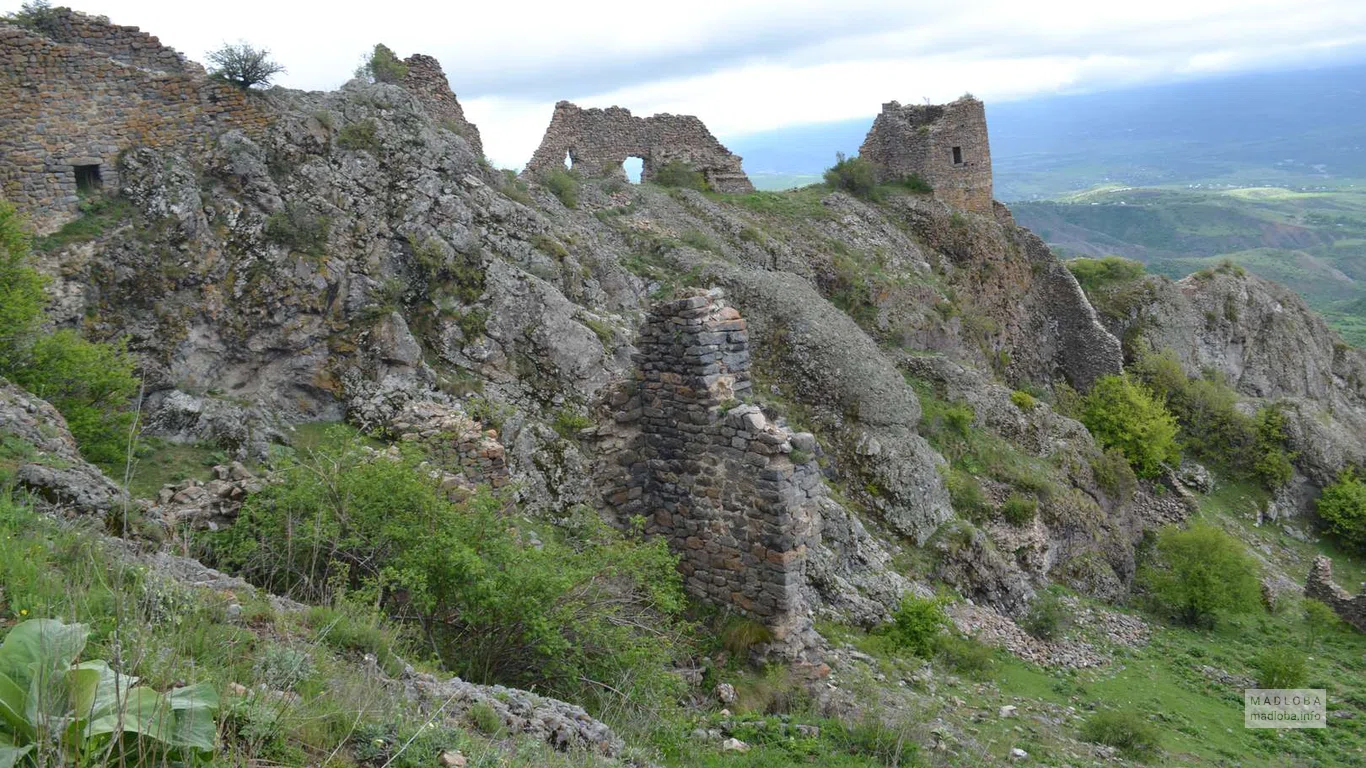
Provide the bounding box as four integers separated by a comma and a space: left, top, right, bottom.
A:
1090, 446, 1138, 501
823, 153, 878, 198
1253, 406, 1295, 489
12, 330, 139, 468
1009, 390, 1037, 411
0, 203, 47, 373
206, 42, 285, 89
1066, 256, 1146, 293
337, 119, 379, 151
209, 430, 687, 711
891, 174, 932, 194
1022, 591, 1070, 641
1079, 375, 1180, 478
264, 203, 329, 255
1303, 598, 1341, 650
0, 618, 218, 765
936, 634, 995, 679
885, 594, 949, 658
5, 1, 61, 33
541, 169, 580, 209
652, 160, 709, 191
1079, 709, 1161, 761
1316, 469, 1366, 551
356, 43, 407, 83
1137, 524, 1261, 628
1253, 646, 1308, 688
1001, 493, 1037, 525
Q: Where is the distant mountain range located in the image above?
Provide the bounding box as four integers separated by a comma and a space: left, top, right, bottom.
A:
727, 63, 1366, 200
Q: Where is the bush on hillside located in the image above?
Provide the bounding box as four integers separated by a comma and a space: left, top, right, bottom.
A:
1316, 468, 1366, 551
357, 43, 407, 83
823, 153, 879, 198
884, 594, 949, 658
207, 42, 285, 89
1079, 710, 1161, 762
209, 429, 688, 710
652, 160, 709, 191
541, 168, 580, 208
1079, 375, 1180, 478
1022, 591, 1070, 641
0, 202, 139, 469
1066, 256, 1146, 293
1137, 523, 1261, 628
1253, 646, 1308, 688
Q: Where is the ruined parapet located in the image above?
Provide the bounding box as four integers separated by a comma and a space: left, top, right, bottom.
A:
526, 101, 754, 193
400, 54, 483, 157
859, 96, 993, 214
1306, 555, 1366, 632
603, 290, 820, 653
0, 15, 270, 232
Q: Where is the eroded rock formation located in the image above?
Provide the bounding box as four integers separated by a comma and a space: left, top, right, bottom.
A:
526, 101, 754, 192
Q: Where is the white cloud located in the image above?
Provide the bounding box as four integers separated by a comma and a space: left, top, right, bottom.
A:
9, 0, 1366, 168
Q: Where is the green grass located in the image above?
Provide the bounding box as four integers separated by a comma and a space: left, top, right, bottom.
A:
125, 438, 224, 499
33, 195, 134, 253
715, 185, 832, 220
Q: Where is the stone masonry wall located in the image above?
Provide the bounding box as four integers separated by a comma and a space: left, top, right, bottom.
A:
400, 54, 483, 158
601, 290, 821, 651
526, 101, 754, 193
859, 96, 993, 214
0, 13, 270, 232
1306, 555, 1366, 632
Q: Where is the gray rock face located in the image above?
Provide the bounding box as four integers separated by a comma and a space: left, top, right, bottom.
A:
0, 377, 125, 514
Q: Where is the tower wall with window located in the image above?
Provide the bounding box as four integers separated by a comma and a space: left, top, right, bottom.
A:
858, 96, 993, 213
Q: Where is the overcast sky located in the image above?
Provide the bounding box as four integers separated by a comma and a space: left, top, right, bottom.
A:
8, 0, 1366, 168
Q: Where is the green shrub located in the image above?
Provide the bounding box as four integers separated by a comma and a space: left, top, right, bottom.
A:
1253, 646, 1308, 688
1009, 390, 1037, 411
885, 594, 949, 658
1303, 598, 1341, 650
1066, 256, 1146, 293
551, 408, 593, 438
652, 160, 708, 191
468, 702, 502, 735
530, 233, 568, 260
541, 169, 580, 209
1079, 709, 1160, 761
264, 203, 329, 255
1022, 591, 1069, 641
720, 615, 775, 656
209, 430, 688, 711
892, 174, 932, 194
10, 330, 138, 469
356, 43, 407, 83
206, 42, 285, 89
0, 202, 47, 373
834, 714, 920, 767
1137, 523, 1261, 628
1316, 468, 1366, 551
936, 634, 995, 679
1001, 493, 1037, 525
823, 153, 879, 198
1079, 375, 1180, 478
337, 119, 379, 151
0, 618, 218, 765
946, 467, 987, 518
1253, 406, 1295, 489
1090, 446, 1138, 501
254, 644, 314, 692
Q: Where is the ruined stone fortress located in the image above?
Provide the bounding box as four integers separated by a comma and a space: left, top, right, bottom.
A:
2, 8, 997, 646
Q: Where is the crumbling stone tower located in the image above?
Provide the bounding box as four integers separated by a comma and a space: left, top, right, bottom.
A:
526, 101, 754, 193
0, 8, 271, 232
859, 96, 993, 214
601, 290, 821, 653
400, 54, 483, 157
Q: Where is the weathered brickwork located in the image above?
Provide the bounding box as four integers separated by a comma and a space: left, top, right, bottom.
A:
400, 54, 483, 158
600, 290, 821, 650
1306, 555, 1366, 632
0, 11, 270, 232
527, 101, 754, 193
859, 96, 993, 214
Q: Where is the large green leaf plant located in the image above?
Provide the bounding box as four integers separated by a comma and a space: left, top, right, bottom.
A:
0, 619, 217, 767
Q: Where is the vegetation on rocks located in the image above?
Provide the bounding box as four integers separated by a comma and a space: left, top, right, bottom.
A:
356, 43, 407, 83
206, 42, 285, 89
1137, 524, 1261, 628
1316, 468, 1366, 551
1079, 375, 1180, 478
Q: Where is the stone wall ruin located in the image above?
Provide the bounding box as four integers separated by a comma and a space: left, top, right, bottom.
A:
1306, 555, 1366, 632
597, 290, 821, 652
0, 8, 272, 232
526, 101, 754, 193
859, 96, 994, 214
400, 53, 483, 157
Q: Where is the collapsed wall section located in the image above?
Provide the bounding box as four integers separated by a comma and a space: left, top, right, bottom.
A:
400, 54, 483, 157
526, 101, 754, 193
0, 12, 270, 231
1307, 555, 1366, 632
603, 291, 820, 651
859, 96, 993, 214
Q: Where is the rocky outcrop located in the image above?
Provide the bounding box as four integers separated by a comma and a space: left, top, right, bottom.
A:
1306, 555, 1366, 632
0, 377, 125, 515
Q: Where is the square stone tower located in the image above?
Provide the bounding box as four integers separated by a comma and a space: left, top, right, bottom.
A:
858, 96, 993, 213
